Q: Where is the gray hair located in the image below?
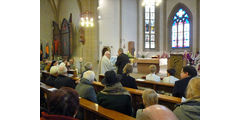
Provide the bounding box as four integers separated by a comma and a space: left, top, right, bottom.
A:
142, 89, 158, 107
83, 70, 95, 82
118, 48, 123, 53
58, 63, 67, 75
50, 66, 58, 75
84, 62, 93, 70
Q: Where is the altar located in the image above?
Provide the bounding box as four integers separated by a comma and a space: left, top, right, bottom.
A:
134, 58, 160, 74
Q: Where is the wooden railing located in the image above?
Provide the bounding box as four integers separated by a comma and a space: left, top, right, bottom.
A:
40, 82, 136, 120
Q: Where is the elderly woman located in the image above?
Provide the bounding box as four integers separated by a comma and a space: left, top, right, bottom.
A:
97, 70, 132, 116
54, 63, 76, 89
75, 70, 97, 103
136, 89, 158, 119
120, 63, 138, 89
173, 77, 200, 120
80, 62, 93, 78
41, 87, 79, 120
44, 66, 58, 86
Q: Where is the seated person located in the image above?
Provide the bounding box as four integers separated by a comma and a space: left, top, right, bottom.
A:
146, 65, 160, 82
69, 58, 75, 69
174, 77, 200, 120
136, 104, 178, 120
44, 60, 52, 72
162, 68, 179, 84
81, 62, 93, 77
136, 89, 158, 118
75, 70, 97, 103
120, 63, 138, 89
44, 66, 58, 86
80, 62, 97, 81
172, 66, 198, 98
97, 70, 132, 116
54, 63, 76, 89
41, 87, 79, 120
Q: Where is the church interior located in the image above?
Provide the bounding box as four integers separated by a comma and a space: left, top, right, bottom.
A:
40, 0, 200, 119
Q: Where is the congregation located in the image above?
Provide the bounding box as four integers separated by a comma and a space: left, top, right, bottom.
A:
40, 48, 200, 120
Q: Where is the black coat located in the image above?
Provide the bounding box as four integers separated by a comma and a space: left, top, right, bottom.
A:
97, 92, 132, 116
120, 74, 138, 89
172, 76, 193, 98
115, 53, 130, 74
44, 75, 57, 86
54, 75, 76, 89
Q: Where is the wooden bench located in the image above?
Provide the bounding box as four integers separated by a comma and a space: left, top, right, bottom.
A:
99, 74, 174, 93
40, 82, 136, 120
41, 71, 80, 82
92, 81, 181, 111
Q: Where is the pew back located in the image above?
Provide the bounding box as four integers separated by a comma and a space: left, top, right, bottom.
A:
92, 81, 181, 111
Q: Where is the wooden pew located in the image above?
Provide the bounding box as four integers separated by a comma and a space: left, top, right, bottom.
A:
41, 72, 181, 110
41, 71, 79, 81
99, 74, 174, 94
92, 81, 181, 111
40, 82, 135, 120
135, 79, 174, 93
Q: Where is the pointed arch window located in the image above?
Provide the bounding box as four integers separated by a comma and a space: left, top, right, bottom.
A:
144, 1, 155, 49
171, 8, 190, 48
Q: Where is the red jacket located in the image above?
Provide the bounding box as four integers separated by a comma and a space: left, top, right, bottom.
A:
41, 112, 78, 120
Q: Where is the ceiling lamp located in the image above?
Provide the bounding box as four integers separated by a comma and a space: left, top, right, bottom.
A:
80, 11, 94, 27
142, 0, 162, 6
80, 0, 94, 28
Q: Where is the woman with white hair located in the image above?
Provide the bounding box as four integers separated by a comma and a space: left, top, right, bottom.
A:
54, 64, 76, 89
75, 70, 97, 103
44, 66, 58, 86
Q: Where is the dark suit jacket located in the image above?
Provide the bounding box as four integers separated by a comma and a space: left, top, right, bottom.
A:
172, 76, 193, 98
54, 75, 76, 89
115, 53, 130, 74
44, 75, 57, 86
120, 74, 138, 89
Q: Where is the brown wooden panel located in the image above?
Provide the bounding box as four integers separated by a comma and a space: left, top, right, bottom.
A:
134, 59, 160, 74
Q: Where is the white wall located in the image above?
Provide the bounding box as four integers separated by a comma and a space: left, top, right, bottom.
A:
121, 0, 137, 54
99, 0, 120, 57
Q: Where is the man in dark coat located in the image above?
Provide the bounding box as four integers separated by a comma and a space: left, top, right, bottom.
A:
97, 71, 132, 116
54, 63, 76, 89
172, 66, 197, 98
115, 48, 130, 74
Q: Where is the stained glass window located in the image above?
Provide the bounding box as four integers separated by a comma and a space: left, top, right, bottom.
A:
144, 1, 155, 49
171, 8, 190, 48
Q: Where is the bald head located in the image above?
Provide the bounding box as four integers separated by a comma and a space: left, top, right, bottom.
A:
137, 105, 178, 120
104, 51, 111, 59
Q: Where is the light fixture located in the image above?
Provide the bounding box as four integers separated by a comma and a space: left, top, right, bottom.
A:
142, 0, 162, 7
80, 0, 94, 28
